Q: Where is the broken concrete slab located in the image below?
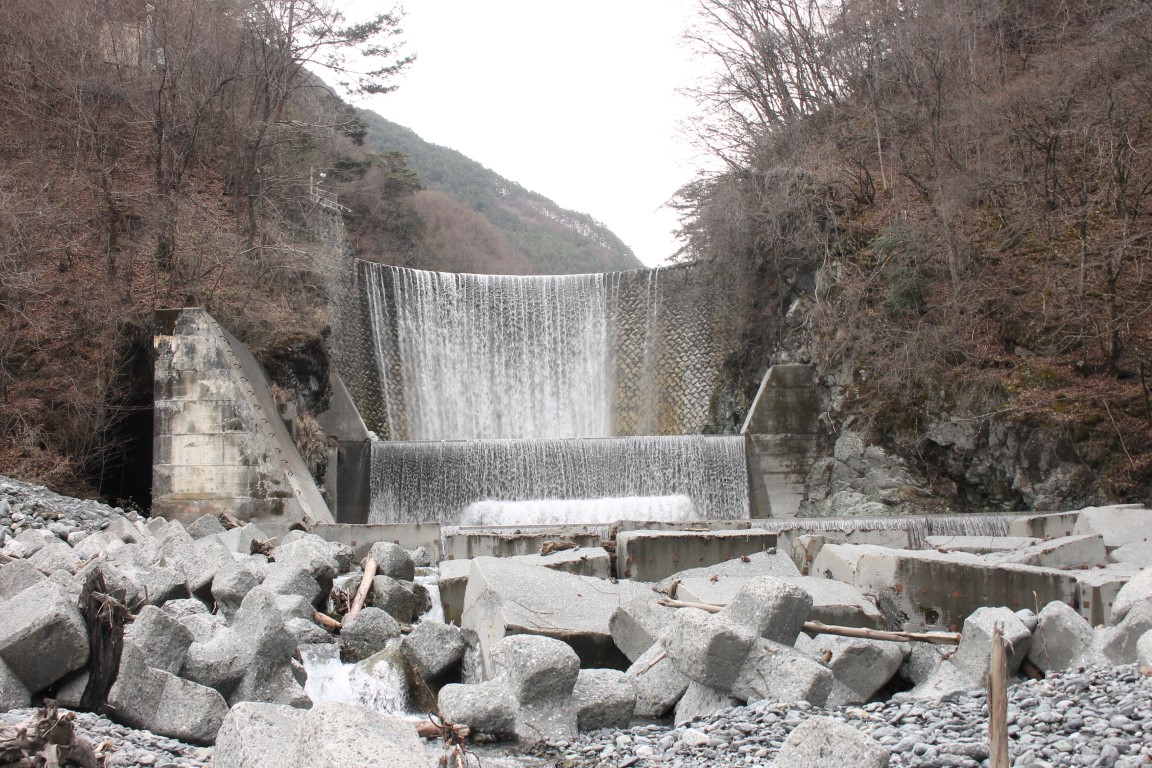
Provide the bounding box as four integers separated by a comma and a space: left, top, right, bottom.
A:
785, 528, 911, 575
730, 638, 834, 707
773, 715, 890, 768
663, 608, 755, 690
460, 557, 647, 676
0, 580, 89, 692
1074, 563, 1143, 626
655, 550, 800, 588
1073, 504, 1152, 551
616, 528, 778, 582
571, 669, 636, 730
437, 558, 471, 625
1111, 540, 1152, 567
924, 535, 1040, 555
952, 606, 1032, 682
1007, 512, 1080, 540
813, 543, 1079, 631
511, 546, 612, 579
627, 641, 689, 718
609, 595, 678, 663
441, 525, 604, 561
1026, 600, 1094, 673
988, 534, 1107, 570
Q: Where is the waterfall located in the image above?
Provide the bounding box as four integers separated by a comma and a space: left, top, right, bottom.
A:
363, 265, 616, 440
369, 435, 749, 525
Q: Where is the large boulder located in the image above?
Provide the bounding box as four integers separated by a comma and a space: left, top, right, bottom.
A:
125, 604, 194, 674
1098, 600, 1152, 664
0, 657, 30, 711
401, 621, 466, 684
340, 607, 401, 662
1026, 600, 1094, 672
369, 542, 415, 582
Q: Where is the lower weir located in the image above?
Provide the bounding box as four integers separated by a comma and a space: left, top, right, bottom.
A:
368, 435, 749, 525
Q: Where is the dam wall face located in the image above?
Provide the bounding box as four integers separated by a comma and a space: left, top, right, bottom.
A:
337, 261, 739, 442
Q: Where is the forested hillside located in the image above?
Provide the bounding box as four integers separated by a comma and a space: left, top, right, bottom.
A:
677, 0, 1152, 506
353, 111, 641, 274
0, 0, 639, 503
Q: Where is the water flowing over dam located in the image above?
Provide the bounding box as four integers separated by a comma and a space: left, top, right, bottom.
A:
332, 261, 747, 525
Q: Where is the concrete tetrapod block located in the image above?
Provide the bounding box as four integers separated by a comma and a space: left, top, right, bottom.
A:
368, 541, 415, 581
439, 634, 581, 742
610, 595, 678, 662
988, 534, 1107, 570
0, 559, 46, 600
401, 621, 465, 684
571, 668, 637, 731
730, 638, 834, 707
719, 576, 812, 645
1138, 629, 1152, 668
773, 715, 890, 768
674, 681, 740, 726
1026, 600, 1094, 673
460, 557, 647, 676
107, 641, 229, 744
1111, 567, 1152, 624
340, 607, 401, 662
284, 701, 429, 768
125, 604, 194, 674
0, 657, 30, 711
626, 641, 689, 718
812, 634, 905, 706
0, 580, 89, 692
951, 606, 1032, 683
663, 608, 755, 690
213, 701, 306, 768
898, 659, 976, 703
616, 528, 778, 582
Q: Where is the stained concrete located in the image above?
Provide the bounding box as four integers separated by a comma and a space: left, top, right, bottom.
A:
152, 309, 332, 526
616, 528, 779, 582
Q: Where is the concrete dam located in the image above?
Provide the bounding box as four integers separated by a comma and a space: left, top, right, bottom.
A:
153, 260, 823, 527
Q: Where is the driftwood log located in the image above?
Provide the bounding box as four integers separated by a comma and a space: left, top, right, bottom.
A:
344, 557, 378, 624
0, 705, 102, 768
655, 598, 962, 645
78, 568, 129, 713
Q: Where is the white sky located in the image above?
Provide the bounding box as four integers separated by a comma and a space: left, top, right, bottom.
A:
350, 0, 709, 268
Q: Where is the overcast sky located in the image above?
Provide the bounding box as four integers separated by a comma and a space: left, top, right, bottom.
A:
352, 0, 709, 268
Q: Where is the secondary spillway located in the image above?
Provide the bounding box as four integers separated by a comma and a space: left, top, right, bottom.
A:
368, 435, 749, 524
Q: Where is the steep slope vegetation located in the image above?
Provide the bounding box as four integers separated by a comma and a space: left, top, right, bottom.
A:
678, 0, 1152, 508
356, 111, 643, 274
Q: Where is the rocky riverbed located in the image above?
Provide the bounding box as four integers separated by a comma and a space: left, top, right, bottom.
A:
4, 662, 1151, 767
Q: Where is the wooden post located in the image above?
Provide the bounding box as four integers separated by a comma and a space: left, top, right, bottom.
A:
989, 623, 1010, 768
345, 557, 378, 624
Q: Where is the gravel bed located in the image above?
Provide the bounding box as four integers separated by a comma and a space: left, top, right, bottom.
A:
0, 474, 141, 544
526, 665, 1152, 768
0, 709, 211, 767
